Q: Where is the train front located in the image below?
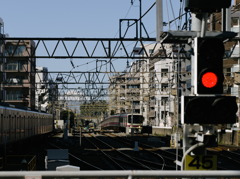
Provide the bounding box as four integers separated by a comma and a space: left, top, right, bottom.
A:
127, 114, 144, 134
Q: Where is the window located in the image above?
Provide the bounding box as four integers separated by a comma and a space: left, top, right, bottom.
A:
133, 109, 140, 113
161, 97, 168, 106
5, 60, 27, 71
161, 68, 168, 77
5, 62, 18, 70
6, 91, 23, 100
127, 77, 140, 81
226, 68, 231, 77
161, 83, 168, 92
127, 85, 140, 89
132, 101, 140, 105
6, 45, 26, 56
161, 111, 165, 119
149, 49, 154, 54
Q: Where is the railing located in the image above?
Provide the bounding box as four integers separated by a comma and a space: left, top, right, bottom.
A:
5, 94, 22, 101
0, 170, 239, 179
5, 155, 36, 171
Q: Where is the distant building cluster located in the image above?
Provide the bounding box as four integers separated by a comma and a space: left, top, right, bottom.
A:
108, 43, 191, 128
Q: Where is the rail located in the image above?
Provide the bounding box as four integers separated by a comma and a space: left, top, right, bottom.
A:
0, 170, 239, 179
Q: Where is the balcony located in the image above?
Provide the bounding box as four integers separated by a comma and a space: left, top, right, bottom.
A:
160, 105, 170, 111
5, 93, 29, 102
4, 78, 22, 87
4, 79, 31, 88
126, 88, 140, 93
125, 104, 141, 110
125, 96, 140, 101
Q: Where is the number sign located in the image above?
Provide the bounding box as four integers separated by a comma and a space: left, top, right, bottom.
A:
185, 155, 217, 170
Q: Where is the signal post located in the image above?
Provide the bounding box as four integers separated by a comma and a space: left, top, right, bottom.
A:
180, 0, 238, 170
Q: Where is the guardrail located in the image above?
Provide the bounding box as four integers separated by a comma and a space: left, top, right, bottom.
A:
0, 170, 239, 179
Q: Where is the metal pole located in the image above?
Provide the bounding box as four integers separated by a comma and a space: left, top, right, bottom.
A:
139, 0, 142, 38
156, 0, 163, 41
79, 126, 82, 146
131, 98, 134, 135
181, 11, 209, 170
164, 99, 166, 126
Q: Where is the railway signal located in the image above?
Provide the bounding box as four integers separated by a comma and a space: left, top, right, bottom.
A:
182, 96, 238, 124
185, 0, 231, 13
182, 37, 238, 125
194, 37, 224, 95
180, 36, 238, 170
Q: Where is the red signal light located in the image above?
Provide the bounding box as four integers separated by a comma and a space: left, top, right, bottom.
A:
196, 38, 224, 94
201, 72, 218, 88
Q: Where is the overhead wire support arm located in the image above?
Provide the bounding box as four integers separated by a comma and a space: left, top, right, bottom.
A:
119, 19, 138, 39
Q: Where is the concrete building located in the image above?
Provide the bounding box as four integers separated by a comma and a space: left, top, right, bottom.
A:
154, 58, 175, 127
108, 71, 142, 116
146, 43, 191, 128
0, 18, 4, 102
108, 43, 186, 127
0, 39, 36, 109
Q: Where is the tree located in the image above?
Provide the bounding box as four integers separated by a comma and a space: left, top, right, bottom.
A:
80, 100, 108, 118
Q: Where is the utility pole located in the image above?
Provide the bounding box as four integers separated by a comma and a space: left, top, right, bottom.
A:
156, 0, 163, 41
139, 0, 142, 38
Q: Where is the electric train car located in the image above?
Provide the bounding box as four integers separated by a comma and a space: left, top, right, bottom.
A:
0, 104, 53, 145
100, 113, 144, 133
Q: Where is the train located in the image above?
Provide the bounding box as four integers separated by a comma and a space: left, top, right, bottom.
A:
100, 113, 144, 133
0, 103, 53, 145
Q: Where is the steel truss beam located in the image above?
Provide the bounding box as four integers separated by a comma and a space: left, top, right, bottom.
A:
2, 37, 156, 59
3, 35, 239, 104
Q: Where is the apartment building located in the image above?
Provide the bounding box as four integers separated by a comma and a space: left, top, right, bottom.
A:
108, 43, 181, 127
154, 58, 175, 127
35, 67, 49, 112
108, 71, 142, 116
0, 18, 4, 102
0, 39, 36, 109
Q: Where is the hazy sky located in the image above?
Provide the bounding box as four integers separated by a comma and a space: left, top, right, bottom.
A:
1, 1, 235, 72
1, 0, 157, 38
0, 0, 181, 72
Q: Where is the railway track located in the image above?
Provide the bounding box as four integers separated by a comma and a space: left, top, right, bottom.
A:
102, 133, 180, 170
5, 132, 240, 171
207, 145, 240, 170
80, 133, 179, 170
83, 133, 161, 170
46, 135, 103, 170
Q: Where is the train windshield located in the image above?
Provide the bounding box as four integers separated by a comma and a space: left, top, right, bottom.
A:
127, 115, 144, 124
